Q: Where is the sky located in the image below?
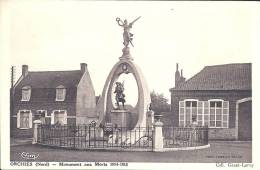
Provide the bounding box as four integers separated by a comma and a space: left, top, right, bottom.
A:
1, 1, 257, 102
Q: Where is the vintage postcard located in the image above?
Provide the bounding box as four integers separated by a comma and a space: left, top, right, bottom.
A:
0, 0, 259, 170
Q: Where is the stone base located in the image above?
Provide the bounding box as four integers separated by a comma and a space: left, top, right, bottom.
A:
110, 110, 130, 128
119, 47, 133, 60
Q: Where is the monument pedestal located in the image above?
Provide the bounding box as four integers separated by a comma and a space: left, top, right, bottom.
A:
119, 47, 133, 61
110, 110, 130, 128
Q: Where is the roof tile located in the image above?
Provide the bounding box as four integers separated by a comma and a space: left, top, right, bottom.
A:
16, 70, 83, 88
174, 63, 251, 90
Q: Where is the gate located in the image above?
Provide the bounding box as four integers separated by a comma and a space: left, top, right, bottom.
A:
37, 124, 153, 150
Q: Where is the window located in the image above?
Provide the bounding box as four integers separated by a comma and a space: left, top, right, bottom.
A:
20, 112, 29, 128
56, 85, 66, 101
209, 101, 222, 127
179, 99, 229, 128
179, 100, 198, 127
17, 110, 32, 129
51, 110, 67, 125
209, 100, 229, 128
185, 100, 198, 126
21, 86, 31, 101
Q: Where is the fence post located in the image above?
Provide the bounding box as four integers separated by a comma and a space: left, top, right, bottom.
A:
153, 120, 164, 152
32, 120, 42, 144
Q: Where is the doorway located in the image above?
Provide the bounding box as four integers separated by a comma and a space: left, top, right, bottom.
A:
238, 100, 252, 140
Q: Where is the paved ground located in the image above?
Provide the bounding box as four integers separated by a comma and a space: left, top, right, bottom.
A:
10, 138, 33, 146
10, 141, 251, 162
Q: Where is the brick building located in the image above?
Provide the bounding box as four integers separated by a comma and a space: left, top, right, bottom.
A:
11, 63, 97, 138
170, 63, 252, 140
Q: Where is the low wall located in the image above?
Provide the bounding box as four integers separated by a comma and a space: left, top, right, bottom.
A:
208, 128, 236, 140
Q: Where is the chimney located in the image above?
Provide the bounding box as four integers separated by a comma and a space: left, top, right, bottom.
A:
180, 69, 186, 82
80, 63, 87, 73
175, 63, 180, 87
22, 65, 28, 77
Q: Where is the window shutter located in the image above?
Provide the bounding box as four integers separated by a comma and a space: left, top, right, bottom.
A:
28, 88, 31, 101
179, 101, 185, 126
203, 101, 209, 126
203, 101, 209, 112
64, 111, 67, 125
223, 101, 229, 109
223, 101, 229, 128
29, 111, 33, 128
179, 101, 184, 108
197, 101, 203, 125
17, 112, 20, 128
63, 89, 66, 101
198, 101, 203, 114
179, 101, 185, 114
51, 112, 54, 125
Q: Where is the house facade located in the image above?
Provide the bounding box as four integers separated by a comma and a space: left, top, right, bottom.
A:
11, 63, 97, 138
170, 63, 252, 140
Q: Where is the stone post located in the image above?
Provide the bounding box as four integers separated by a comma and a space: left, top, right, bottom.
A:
32, 120, 41, 144
153, 119, 164, 152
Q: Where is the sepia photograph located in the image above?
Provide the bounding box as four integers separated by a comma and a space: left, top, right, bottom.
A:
0, 0, 259, 169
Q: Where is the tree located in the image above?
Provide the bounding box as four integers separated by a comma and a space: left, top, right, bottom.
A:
150, 90, 170, 114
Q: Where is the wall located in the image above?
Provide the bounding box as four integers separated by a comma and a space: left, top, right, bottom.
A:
13, 87, 77, 116
170, 90, 251, 140
11, 87, 77, 138
76, 69, 97, 125
208, 128, 236, 140
11, 117, 33, 138
11, 117, 76, 138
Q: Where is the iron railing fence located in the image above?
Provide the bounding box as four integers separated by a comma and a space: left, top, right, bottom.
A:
162, 126, 208, 148
37, 124, 153, 150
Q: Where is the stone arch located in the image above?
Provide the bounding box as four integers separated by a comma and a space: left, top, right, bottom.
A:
96, 58, 151, 129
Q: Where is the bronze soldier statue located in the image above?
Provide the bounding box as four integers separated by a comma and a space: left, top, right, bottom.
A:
114, 82, 126, 109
